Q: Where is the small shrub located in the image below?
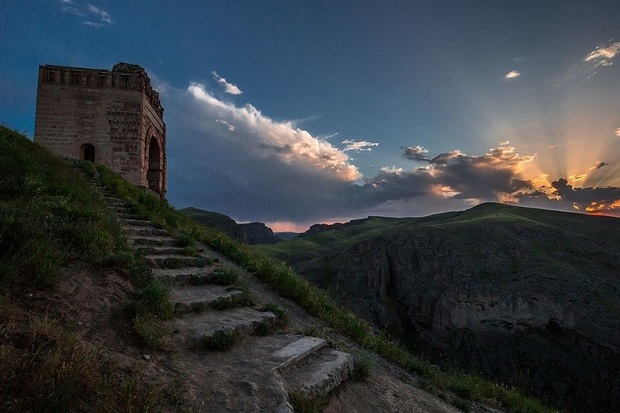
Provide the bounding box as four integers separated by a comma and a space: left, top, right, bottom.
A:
103, 250, 135, 269
176, 233, 195, 248
260, 303, 289, 327
181, 246, 200, 257
208, 295, 245, 311
211, 268, 239, 285
132, 314, 171, 350
136, 279, 175, 320
203, 330, 238, 351
352, 352, 375, 381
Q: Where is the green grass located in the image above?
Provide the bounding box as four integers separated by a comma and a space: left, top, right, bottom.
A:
92, 147, 557, 413
210, 268, 240, 285
203, 330, 239, 351
352, 352, 376, 381
0, 127, 183, 410
260, 303, 289, 328
0, 126, 125, 287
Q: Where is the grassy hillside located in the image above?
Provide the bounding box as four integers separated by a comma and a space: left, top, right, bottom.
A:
0, 126, 555, 412
258, 202, 620, 265
0, 126, 182, 411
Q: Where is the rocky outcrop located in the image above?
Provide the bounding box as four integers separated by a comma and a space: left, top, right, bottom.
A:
294, 214, 620, 411
181, 207, 280, 244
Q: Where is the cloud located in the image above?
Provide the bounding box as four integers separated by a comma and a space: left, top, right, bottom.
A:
212, 72, 243, 95
59, 1, 113, 26
342, 139, 379, 152
584, 42, 620, 67
503, 70, 520, 80
397, 145, 535, 200
547, 178, 620, 214
162, 79, 620, 228
402, 145, 429, 162
87, 4, 113, 24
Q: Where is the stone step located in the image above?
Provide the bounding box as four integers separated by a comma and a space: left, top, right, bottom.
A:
170, 285, 246, 314
133, 245, 188, 256
181, 307, 276, 348
280, 347, 353, 401
122, 226, 169, 237
144, 254, 209, 269
151, 267, 221, 286
116, 213, 135, 219
108, 205, 132, 212
105, 199, 127, 208
272, 337, 327, 370
128, 235, 179, 247
119, 218, 154, 227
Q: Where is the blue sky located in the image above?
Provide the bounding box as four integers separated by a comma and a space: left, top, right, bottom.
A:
2, 1, 620, 230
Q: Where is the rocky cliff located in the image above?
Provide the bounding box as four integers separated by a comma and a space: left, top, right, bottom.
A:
271, 204, 620, 411
181, 207, 280, 244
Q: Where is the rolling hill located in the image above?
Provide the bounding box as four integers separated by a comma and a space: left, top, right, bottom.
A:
258, 203, 620, 411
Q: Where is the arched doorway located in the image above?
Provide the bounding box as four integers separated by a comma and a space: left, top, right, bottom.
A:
147, 138, 161, 193
81, 143, 95, 162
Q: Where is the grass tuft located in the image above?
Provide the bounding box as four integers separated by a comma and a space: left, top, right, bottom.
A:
203, 330, 239, 351
352, 352, 375, 381
210, 268, 239, 285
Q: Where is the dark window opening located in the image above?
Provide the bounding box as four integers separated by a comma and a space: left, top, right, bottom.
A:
81, 143, 95, 162
73, 72, 83, 85
121, 75, 130, 88
98, 74, 107, 87
48, 71, 56, 83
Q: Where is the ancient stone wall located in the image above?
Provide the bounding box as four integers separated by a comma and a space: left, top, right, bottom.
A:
34, 63, 167, 197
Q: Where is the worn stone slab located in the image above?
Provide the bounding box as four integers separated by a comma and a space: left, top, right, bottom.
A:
170, 285, 245, 314
181, 307, 276, 347
133, 245, 187, 256
119, 218, 153, 227
108, 206, 132, 213
151, 267, 218, 285
144, 254, 209, 269
105, 199, 127, 208
127, 236, 178, 247
122, 226, 169, 237
272, 337, 327, 370
281, 348, 353, 400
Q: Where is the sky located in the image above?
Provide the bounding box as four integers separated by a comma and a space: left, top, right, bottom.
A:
2, 1, 620, 231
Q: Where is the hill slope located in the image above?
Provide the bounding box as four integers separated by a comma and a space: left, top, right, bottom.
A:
258, 203, 620, 411
1, 126, 556, 413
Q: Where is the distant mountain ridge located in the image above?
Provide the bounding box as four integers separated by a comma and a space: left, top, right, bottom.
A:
258, 203, 620, 411
180, 207, 281, 244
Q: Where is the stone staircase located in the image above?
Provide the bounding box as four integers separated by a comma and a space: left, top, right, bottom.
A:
80, 171, 354, 411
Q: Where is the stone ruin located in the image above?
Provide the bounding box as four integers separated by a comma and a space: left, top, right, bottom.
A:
34, 62, 167, 197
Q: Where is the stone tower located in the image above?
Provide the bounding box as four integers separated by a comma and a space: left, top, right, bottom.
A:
34, 62, 167, 197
